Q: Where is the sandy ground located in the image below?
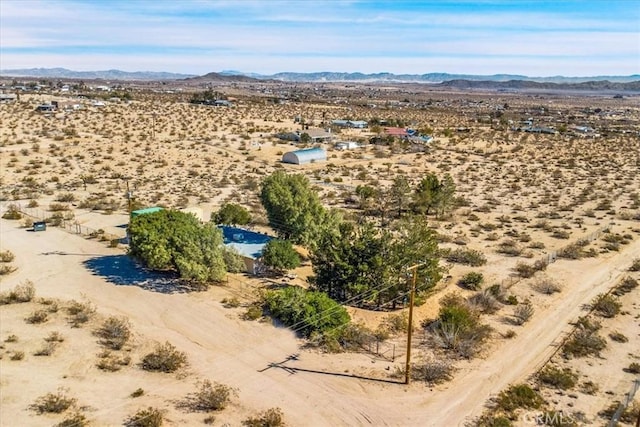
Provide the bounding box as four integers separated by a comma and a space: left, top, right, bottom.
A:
2, 215, 639, 426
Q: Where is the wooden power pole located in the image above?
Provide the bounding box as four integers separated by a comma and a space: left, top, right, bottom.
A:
405, 263, 424, 385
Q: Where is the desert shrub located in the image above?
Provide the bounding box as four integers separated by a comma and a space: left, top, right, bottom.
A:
496, 239, 522, 256
580, 381, 599, 395
141, 341, 187, 373
180, 380, 237, 412
625, 362, 640, 374
10, 351, 25, 360
591, 294, 621, 318
30, 389, 76, 414
458, 272, 484, 290
563, 328, 607, 357
532, 278, 562, 295
614, 276, 638, 296
0, 250, 15, 262
512, 302, 534, 325
243, 305, 263, 321
502, 329, 517, 339
335, 322, 376, 351
514, 262, 536, 278
540, 410, 579, 427
49, 203, 70, 212
34, 342, 58, 356
95, 316, 131, 350
538, 365, 578, 390
66, 300, 96, 327
599, 401, 640, 424
222, 297, 241, 308
445, 248, 487, 266
55, 412, 89, 427
97, 351, 131, 371
429, 294, 491, 358
263, 286, 350, 338
476, 414, 513, 427
5, 334, 18, 342
381, 312, 408, 333
26, 309, 49, 324
131, 388, 145, 398
551, 229, 570, 239
125, 407, 164, 427
2, 204, 22, 219
411, 358, 454, 384
609, 331, 628, 343
467, 290, 502, 314
0, 264, 17, 275
630, 258, 640, 271
45, 331, 65, 342
55, 193, 76, 202
243, 408, 286, 427
495, 383, 545, 413
557, 243, 585, 260
0, 280, 35, 304
486, 284, 509, 303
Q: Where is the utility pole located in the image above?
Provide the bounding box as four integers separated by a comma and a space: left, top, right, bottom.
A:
405, 262, 424, 385
125, 178, 133, 218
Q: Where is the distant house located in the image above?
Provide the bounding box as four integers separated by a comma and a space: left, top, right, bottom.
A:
304, 128, 333, 143
219, 226, 273, 274
282, 147, 327, 164
331, 119, 368, 129
36, 104, 56, 112
384, 127, 409, 138
0, 93, 17, 103
335, 141, 360, 150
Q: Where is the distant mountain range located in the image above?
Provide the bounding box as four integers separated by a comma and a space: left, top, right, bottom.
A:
219, 70, 640, 84
1, 67, 638, 86
0, 68, 195, 80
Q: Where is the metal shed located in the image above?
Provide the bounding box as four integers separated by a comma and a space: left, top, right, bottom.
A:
282, 147, 327, 165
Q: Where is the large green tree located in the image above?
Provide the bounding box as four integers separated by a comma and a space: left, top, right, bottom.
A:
261, 239, 301, 273
128, 210, 227, 283
310, 217, 442, 308
260, 171, 339, 247
413, 173, 456, 218
212, 203, 251, 226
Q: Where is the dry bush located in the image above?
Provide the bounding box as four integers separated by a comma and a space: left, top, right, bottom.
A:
25, 309, 49, 324
444, 248, 487, 266
625, 362, 640, 374
130, 388, 145, 398
514, 262, 536, 278
45, 331, 64, 342
563, 328, 607, 358
609, 331, 628, 343
381, 312, 408, 333
55, 412, 89, 427
141, 341, 187, 373
125, 407, 165, 427
10, 351, 25, 360
30, 389, 76, 414
467, 290, 502, 314
458, 271, 484, 290
95, 316, 131, 350
34, 342, 58, 356
591, 294, 621, 318
66, 300, 96, 327
537, 365, 578, 390
97, 350, 131, 371
243, 408, 286, 427
532, 277, 562, 295
180, 380, 238, 412
613, 276, 638, 296
630, 258, 640, 271
512, 302, 534, 325
0, 250, 15, 262
0, 280, 35, 304
0, 264, 17, 275
494, 383, 545, 413
411, 357, 454, 385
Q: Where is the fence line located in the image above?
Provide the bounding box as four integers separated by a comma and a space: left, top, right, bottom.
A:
13, 203, 121, 244
501, 222, 613, 290
609, 378, 640, 427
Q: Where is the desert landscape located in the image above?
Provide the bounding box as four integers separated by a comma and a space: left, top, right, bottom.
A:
1, 76, 640, 427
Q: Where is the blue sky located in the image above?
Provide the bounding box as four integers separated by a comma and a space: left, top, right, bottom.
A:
1, 0, 639, 76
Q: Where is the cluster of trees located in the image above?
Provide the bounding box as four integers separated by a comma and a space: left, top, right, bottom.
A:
212, 203, 251, 226
128, 210, 243, 284
355, 173, 456, 221
310, 219, 442, 308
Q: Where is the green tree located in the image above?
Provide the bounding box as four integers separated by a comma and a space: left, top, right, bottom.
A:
260, 171, 340, 247
261, 239, 301, 273
390, 175, 411, 218
263, 286, 350, 338
299, 132, 311, 144
212, 203, 251, 225
128, 210, 227, 284
413, 173, 441, 216
311, 217, 442, 308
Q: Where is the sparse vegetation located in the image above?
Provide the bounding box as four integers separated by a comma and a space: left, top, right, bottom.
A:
537, 365, 578, 390
180, 380, 237, 412
591, 293, 621, 318
141, 341, 187, 373
458, 271, 484, 290
0, 280, 35, 304
243, 408, 286, 427
30, 389, 77, 414
125, 407, 164, 427
95, 316, 131, 350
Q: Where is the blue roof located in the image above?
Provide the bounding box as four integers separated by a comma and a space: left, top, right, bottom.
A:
218, 226, 273, 259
